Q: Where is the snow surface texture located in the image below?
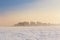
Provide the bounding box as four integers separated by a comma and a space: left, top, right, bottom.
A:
0, 26, 60, 40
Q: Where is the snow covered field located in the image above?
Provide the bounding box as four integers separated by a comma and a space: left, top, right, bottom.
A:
0, 26, 60, 40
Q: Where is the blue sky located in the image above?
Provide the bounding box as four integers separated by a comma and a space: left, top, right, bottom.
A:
0, 0, 60, 15
0, 0, 41, 15
1, 0, 60, 26
0, 0, 35, 8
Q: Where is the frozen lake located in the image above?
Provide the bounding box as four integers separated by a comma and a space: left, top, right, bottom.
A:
0, 26, 60, 40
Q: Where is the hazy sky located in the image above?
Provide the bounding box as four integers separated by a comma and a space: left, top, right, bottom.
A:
0, 0, 60, 26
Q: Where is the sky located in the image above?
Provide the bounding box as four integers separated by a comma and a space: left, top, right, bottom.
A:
0, 0, 60, 26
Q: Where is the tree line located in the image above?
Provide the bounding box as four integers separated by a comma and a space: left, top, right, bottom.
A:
14, 21, 52, 26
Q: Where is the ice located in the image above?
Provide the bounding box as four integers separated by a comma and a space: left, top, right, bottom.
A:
0, 26, 60, 40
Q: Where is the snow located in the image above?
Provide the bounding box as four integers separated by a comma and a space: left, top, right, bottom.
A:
0, 26, 60, 40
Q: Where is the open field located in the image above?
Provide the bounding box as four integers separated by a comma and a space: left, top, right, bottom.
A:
0, 26, 60, 40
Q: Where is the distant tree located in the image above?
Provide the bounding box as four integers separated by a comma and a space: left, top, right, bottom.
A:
22, 21, 29, 26
14, 22, 29, 26
30, 22, 36, 26
14, 21, 52, 26
36, 22, 42, 25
